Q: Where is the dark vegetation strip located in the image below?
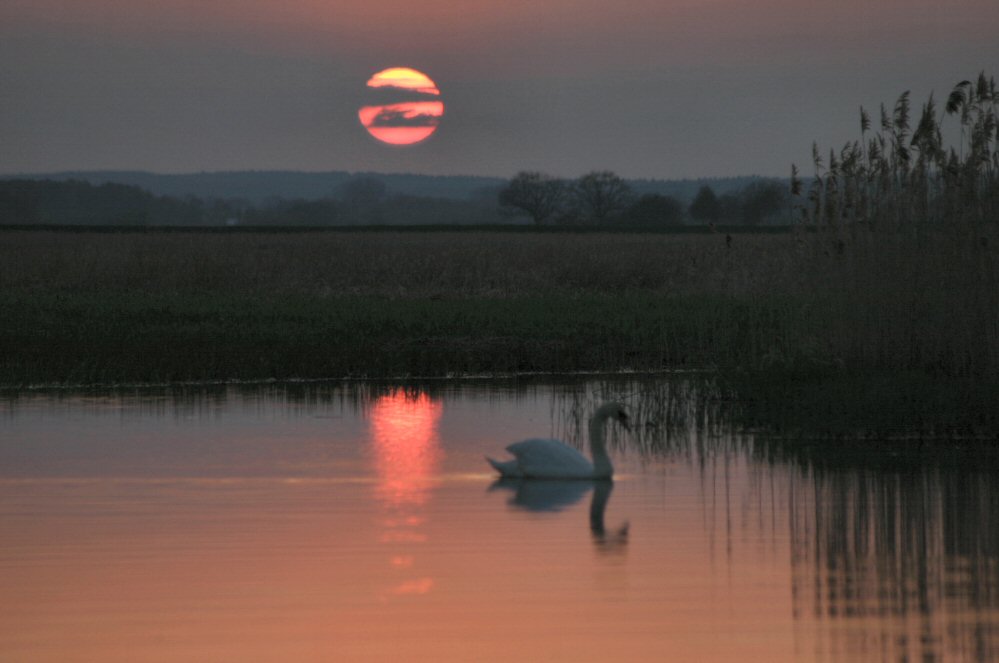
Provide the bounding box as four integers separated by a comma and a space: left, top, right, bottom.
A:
0, 223, 792, 235
1, 226, 996, 388
1, 291, 798, 385
3, 228, 997, 439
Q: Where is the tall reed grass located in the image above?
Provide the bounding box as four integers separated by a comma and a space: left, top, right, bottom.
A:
778, 74, 999, 380
792, 72, 998, 229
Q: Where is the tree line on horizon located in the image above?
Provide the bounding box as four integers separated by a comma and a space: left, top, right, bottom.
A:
0, 174, 789, 228
0, 178, 505, 227
498, 170, 788, 227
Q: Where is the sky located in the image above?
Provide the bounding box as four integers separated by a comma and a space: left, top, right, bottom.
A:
1, 0, 996, 179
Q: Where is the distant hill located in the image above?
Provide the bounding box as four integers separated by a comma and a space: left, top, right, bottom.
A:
3, 170, 776, 204
3, 171, 507, 205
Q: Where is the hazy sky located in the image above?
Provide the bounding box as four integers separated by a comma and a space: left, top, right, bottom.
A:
2, 0, 996, 179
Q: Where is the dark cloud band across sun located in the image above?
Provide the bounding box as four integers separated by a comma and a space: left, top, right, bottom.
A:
369, 109, 442, 128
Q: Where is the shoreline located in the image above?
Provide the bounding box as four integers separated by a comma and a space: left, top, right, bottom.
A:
3, 228, 996, 441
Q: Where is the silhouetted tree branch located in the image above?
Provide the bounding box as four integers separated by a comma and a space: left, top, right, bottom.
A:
498, 171, 568, 225
573, 171, 633, 224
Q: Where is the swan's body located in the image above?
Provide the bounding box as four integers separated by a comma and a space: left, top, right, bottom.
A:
488, 438, 600, 479
486, 402, 629, 480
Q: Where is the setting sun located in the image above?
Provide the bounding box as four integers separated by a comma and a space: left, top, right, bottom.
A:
358, 67, 444, 146
367, 68, 440, 96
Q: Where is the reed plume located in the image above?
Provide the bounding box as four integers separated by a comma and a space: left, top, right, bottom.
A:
794, 73, 998, 230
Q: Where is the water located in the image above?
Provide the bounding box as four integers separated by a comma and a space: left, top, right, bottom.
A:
1, 381, 997, 662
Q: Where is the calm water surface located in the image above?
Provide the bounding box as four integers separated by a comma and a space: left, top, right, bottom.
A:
1, 381, 997, 662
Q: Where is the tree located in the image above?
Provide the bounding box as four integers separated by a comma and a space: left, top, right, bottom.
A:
572, 171, 633, 224
689, 186, 721, 224
498, 171, 568, 225
624, 194, 684, 226
739, 180, 788, 225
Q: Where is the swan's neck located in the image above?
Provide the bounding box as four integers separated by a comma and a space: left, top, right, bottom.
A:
588, 414, 613, 478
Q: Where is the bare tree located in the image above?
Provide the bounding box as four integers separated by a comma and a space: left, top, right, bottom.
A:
498, 171, 568, 225
573, 171, 633, 224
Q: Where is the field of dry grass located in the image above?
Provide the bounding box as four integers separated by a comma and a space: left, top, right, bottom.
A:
1, 227, 997, 386
0, 229, 799, 298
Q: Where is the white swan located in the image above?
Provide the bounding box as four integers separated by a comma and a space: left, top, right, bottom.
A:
486, 402, 629, 479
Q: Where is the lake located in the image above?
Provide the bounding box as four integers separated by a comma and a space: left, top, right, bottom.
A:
2, 379, 997, 661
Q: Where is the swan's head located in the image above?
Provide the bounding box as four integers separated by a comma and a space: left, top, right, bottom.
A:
598, 401, 630, 431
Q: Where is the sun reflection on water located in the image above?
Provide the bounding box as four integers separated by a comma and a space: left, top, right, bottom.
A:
368, 390, 442, 507
367, 390, 443, 600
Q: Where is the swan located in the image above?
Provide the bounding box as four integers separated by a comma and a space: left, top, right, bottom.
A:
486, 402, 629, 479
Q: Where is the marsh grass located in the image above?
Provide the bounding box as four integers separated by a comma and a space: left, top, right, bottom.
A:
781, 74, 999, 380
1, 229, 799, 385
0, 288, 800, 384
549, 375, 999, 469
1, 217, 997, 395
0, 230, 793, 298
713, 72, 999, 440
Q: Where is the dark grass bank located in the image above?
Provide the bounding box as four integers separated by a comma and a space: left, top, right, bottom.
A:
1, 228, 996, 400
1, 291, 796, 385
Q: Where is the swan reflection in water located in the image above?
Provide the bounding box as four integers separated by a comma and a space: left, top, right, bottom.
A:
490, 479, 629, 553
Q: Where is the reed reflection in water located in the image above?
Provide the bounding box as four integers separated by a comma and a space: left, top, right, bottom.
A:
788, 466, 999, 661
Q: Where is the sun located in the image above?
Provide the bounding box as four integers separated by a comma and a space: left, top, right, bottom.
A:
358, 67, 444, 146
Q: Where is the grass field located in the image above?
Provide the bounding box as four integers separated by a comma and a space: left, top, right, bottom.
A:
1, 227, 996, 391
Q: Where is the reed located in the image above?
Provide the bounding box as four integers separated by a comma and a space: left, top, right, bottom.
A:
792, 72, 998, 230
783, 73, 999, 380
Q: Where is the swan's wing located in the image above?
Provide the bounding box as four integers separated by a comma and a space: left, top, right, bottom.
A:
505, 438, 594, 479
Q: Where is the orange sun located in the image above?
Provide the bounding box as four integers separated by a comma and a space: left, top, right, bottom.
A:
358, 67, 444, 146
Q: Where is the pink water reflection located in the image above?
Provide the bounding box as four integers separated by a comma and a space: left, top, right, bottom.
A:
367, 390, 443, 601
368, 390, 443, 507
